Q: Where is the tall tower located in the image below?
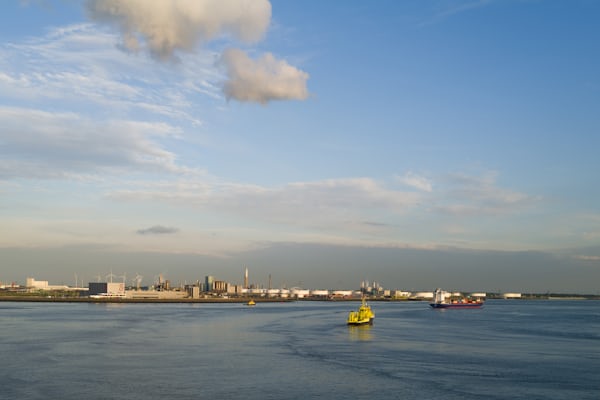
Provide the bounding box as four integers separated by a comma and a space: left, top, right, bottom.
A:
244, 267, 248, 289
205, 275, 214, 293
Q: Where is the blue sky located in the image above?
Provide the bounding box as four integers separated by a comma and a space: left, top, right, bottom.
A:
1, 0, 599, 292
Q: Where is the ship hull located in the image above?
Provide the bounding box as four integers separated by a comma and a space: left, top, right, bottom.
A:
347, 318, 374, 326
430, 303, 483, 309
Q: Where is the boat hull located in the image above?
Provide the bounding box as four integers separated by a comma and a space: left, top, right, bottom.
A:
347, 318, 374, 326
430, 303, 483, 309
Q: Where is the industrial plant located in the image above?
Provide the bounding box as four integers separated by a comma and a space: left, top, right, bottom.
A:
0, 267, 537, 302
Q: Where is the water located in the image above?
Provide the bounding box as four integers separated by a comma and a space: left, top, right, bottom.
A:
1, 300, 599, 399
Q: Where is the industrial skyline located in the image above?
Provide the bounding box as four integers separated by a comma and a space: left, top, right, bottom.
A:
1, 272, 525, 300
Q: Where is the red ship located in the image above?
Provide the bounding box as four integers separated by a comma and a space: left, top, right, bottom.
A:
429, 288, 484, 309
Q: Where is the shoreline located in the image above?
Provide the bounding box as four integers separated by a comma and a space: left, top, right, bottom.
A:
0, 296, 295, 304
0, 296, 411, 304
1, 295, 598, 303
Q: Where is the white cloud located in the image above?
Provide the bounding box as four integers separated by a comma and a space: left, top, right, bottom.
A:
220, 48, 310, 104
87, 0, 272, 60
85, 0, 309, 104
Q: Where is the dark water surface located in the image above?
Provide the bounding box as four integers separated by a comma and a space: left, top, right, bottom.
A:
1, 300, 599, 399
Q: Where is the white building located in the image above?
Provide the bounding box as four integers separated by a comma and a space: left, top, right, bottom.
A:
26, 277, 70, 291
26, 277, 48, 289
391, 290, 411, 298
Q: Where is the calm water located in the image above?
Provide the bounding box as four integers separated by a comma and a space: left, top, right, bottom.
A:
1, 300, 599, 399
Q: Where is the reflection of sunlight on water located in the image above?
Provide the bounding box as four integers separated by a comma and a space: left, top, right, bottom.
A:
348, 325, 372, 341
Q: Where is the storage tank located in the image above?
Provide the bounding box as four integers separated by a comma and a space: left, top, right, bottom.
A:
332, 290, 353, 297
413, 291, 434, 299
291, 289, 310, 298
249, 288, 266, 296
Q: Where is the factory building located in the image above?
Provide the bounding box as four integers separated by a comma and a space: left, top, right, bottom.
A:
26, 277, 71, 291
390, 290, 411, 299
204, 275, 214, 293
186, 286, 200, 299
213, 280, 228, 294
88, 282, 125, 297
26, 277, 49, 289
227, 284, 243, 296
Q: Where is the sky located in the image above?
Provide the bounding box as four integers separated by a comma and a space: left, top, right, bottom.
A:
1, 0, 599, 293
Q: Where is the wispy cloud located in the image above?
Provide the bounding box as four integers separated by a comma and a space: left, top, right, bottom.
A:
0, 22, 227, 181
110, 177, 421, 230
419, 0, 494, 27
0, 23, 213, 125
137, 225, 180, 235
0, 106, 192, 179
434, 171, 535, 216
104, 169, 540, 251
397, 171, 433, 192
573, 255, 600, 262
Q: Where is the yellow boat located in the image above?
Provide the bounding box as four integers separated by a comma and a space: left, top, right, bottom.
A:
247, 299, 256, 306
347, 297, 374, 325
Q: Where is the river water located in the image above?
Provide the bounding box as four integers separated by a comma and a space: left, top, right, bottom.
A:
1, 300, 598, 399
